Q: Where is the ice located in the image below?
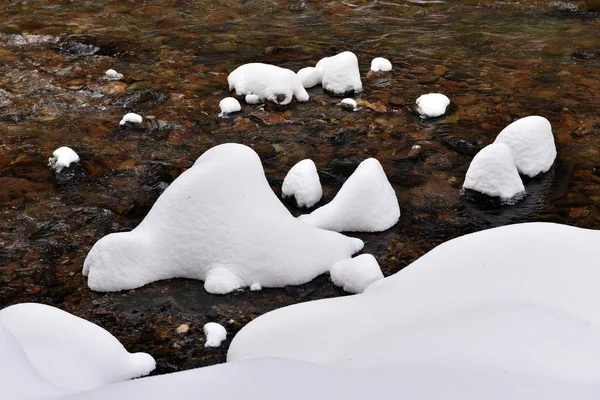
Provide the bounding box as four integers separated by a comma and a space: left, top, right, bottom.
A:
204, 322, 227, 348
282, 159, 322, 208
370, 57, 392, 72
218, 97, 241, 118
330, 254, 384, 294
316, 51, 363, 95
415, 93, 450, 118
48, 147, 79, 173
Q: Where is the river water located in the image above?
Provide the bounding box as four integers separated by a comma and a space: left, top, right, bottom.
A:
1, 0, 599, 373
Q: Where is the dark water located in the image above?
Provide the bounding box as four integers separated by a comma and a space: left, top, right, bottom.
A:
1, 0, 599, 373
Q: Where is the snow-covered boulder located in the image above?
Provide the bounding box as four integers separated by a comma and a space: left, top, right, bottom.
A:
415, 93, 450, 118
48, 147, 79, 173
0, 303, 155, 391
83, 143, 363, 294
299, 158, 399, 232
316, 51, 363, 95
340, 98, 358, 111
297, 67, 323, 89
370, 57, 392, 72
228, 223, 600, 386
218, 97, 241, 118
105, 69, 123, 80
463, 143, 525, 201
330, 254, 383, 294
282, 159, 322, 208
119, 112, 142, 125
228, 63, 309, 105
494, 116, 556, 177
204, 322, 227, 348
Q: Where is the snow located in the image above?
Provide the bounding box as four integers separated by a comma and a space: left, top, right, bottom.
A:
297, 67, 323, 89
228, 222, 600, 386
245, 93, 260, 104
330, 254, 383, 294
316, 51, 363, 95
250, 282, 262, 291
48, 147, 79, 173
119, 112, 142, 125
299, 158, 399, 232
204, 322, 227, 348
494, 115, 556, 177
415, 93, 450, 118
281, 159, 322, 208
462, 142, 525, 201
83, 143, 363, 294
105, 69, 123, 80
0, 303, 155, 391
340, 98, 358, 111
218, 97, 241, 118
370, 57, 392, 72
228, 63, 309, 105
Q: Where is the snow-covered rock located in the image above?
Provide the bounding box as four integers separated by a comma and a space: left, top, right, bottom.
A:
316, 51, 362, 95
250, 282, 262, 291
119, 112, 142, 125
494, 116, 556, 177
245, 93, 260, 104
299, 158, 399, 232
415, 93, 450, 118
228, 63, 309, 105
83, 143, 363, 294
48, 147, 79, 173
218, 97, 241, 118
330, 254, 383, 294
228, 222, 600, 386
297, 67, 323, 89
204, 322, 227, 348
463, 143, 525, 201
370, 57, 392, 72
105, 69, 123, 80
340, 98, 358, 111
282, 159, 322, 208
0, 303, 155, 391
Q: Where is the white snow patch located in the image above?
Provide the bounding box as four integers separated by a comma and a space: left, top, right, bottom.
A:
316, 51, 362, 95
48, 147, 79, 173
415, 93, 450, 118
297, 67, 323, 89
228, 63, 309, 105
370, 57, 392, 72
83, 143, 363, 294
204, 322, 227, 348
250, 282, 262, 291
119, 112, 142, 125
245, 94, 260, 104
0, 303, 155, 392
330, 254, 383, 294
282, 159, 322, 208
105, 69, 123, 80
340, 98, 358, 111
463, 142, 525, 201
494, 115, 556, 177
218, 97, 241, 118
299, 158, 399, 232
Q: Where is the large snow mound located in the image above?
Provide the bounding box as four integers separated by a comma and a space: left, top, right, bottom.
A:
282, 159, 322, 208
463, 142, 525, 201
494, 115, 556, 177
48, 147, 79, 173
228, 223, 600, 386
83, 143, 363, 294
228, 63, 309, 105
415, 93, 450, 118
330, 254, 383, 294
299, 158, 399, 232
316, 51, 363, 95
0, 303, 155, 391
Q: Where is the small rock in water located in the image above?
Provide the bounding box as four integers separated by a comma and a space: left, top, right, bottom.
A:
415, 93, 450, 118
219, 97, 242, 118
48, 147, 79, 173
370, 57, 392, 72
105, 69, 123, 80
340, 98, 358, 111
119, 112, 143, 126
176, 324, 190, 334
48, 147, 85, 186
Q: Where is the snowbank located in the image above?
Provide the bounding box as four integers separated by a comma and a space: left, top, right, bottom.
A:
48, 147, 79, 173
204, 323, 227, 348
218, 97, 241, 118
462, 143, 525, 201
299, 158, 399, 232
330, 254, 383, 294
228, 63, 309, 105
494, 116, 556, 177
105, 69, 123, 80
316, 51, 362, 95
83, 143, 363, 294
119, 112, 142, 125
0, 303, 155, 391
370, 57, 392, 72
282, 159, 322, 208
297, 67, 323, 89
415, 93, 450, 118
228, 223, 600, 386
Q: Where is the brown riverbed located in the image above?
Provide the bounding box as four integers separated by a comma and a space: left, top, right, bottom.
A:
1, 0, 599, 374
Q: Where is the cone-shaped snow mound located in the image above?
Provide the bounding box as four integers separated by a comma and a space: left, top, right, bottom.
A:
228, 63, 309, 105
282, 159, 322, 208
83, 143, 363, 294
316, 51, 363, 95
0, 303, 155, 391
494, 116, 556, 177
415, 93, 450, 118
299, 158, 399, 232
463, 143, 525, 201
330, 254, 384, 294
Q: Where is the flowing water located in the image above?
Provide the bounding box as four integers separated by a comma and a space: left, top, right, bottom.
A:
1, 0, 599, 373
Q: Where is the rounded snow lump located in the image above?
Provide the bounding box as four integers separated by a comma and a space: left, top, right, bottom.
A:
83, 143, 363, 294
330, 254, 384, 294
415, 93, 450, 118
119, 112, 142, 125
297, 67, 323, 89
316, 51, 363, 95
370, 57, 392, 72
282, 159, 323, 208
219, 97, 241, 117
204, 322, 227, 348
463, 143, 525, 201
299, 158, 400, 232
105, 69, 123, 80
48, 146, 79, 173
494, 116, 556, 178
228, 63, 309, 105
340, 98, 358, 111
245, 93, 261, 104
